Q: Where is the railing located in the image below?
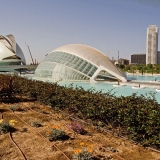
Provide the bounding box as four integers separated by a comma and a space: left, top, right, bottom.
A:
0, 65, 37, 69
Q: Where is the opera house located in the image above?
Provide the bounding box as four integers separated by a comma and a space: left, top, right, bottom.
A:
0, 34, 26, 72
35, 44, 127, 82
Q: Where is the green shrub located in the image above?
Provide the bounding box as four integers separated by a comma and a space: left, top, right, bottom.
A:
0, 120, 15, 134
31, 121, 41, 127
73, 150, 93, 160
1, 74, 160, 147
73, 142, 93, 160
10, 104, 21, 111
46, 127, 66, 141
10, 106, 17, 111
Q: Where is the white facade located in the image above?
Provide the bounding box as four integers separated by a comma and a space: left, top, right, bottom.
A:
0, 34, 26, 69
146, 25, 158, 64
35, 44, 127, 82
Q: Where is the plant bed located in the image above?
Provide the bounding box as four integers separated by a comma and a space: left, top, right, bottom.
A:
1, 75, 160, 148
0, 102, 160, 160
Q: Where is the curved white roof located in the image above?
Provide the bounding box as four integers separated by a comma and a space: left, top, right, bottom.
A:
6, 34, 16, 52
52, 44, 127, 82
16, 43, 26, 64
0, 34, 26, 65
0, 42, 15, 61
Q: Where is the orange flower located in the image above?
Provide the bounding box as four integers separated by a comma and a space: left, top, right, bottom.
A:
77, 149, 81, 154
80, 142, 84, 146
74, 149, 81, 154
88, 144, 93, 148
46, 124, 50, 128
74, 149, 78, 154
88, 149, 92, 153
52, 125, 58, 129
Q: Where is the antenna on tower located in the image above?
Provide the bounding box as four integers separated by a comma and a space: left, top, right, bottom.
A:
108, 51, 110, 59
118, 51, 119, 64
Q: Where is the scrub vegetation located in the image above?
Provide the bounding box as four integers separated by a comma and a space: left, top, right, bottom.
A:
118, 64, 160, 75
0, 74, 160, 148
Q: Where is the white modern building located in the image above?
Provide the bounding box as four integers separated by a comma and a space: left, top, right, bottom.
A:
0, 34, 26, 72
146, 25, 159, 64
35, 44, 127, 82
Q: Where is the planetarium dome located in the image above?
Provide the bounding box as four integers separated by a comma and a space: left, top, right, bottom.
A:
34, 44, 127, 82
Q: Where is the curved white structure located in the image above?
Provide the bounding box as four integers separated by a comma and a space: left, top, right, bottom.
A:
0, 34, 26, 71
35, 44, 127, 82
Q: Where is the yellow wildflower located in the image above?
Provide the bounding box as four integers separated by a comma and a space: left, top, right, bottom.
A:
0, 119, 3, 123
9, 120, 17, 126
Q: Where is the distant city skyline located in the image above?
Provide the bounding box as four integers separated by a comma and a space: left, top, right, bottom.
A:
1, 0, 160, 64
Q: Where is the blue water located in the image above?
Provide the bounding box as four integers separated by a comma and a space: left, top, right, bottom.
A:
30, 74, 160, 104
127, 74, 160, 81
59, 82, 160, 104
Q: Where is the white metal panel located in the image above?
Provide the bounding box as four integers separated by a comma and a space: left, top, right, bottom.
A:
51, 44, 126, 82
16, 43, 26, 64
0, 42, 15, 61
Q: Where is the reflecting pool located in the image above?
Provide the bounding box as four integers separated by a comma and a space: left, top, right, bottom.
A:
58, 81, 160, 104
31, 74, 160, 104
127, 74, 160, 82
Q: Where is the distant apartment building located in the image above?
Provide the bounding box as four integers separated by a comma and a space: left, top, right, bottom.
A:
118, 58, 129, 65
131, 54, 146, 64
146, 25, 158, 64
158, 51, 160, 64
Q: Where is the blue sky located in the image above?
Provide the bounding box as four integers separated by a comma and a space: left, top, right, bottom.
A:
0, 0, 160, 64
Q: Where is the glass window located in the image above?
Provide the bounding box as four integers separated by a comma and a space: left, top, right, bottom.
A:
36, 51, 98, 81
78, 61, 88, 72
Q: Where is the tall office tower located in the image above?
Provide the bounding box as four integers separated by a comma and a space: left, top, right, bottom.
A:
158, 51, 160, 64
146, 25, 158, 64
